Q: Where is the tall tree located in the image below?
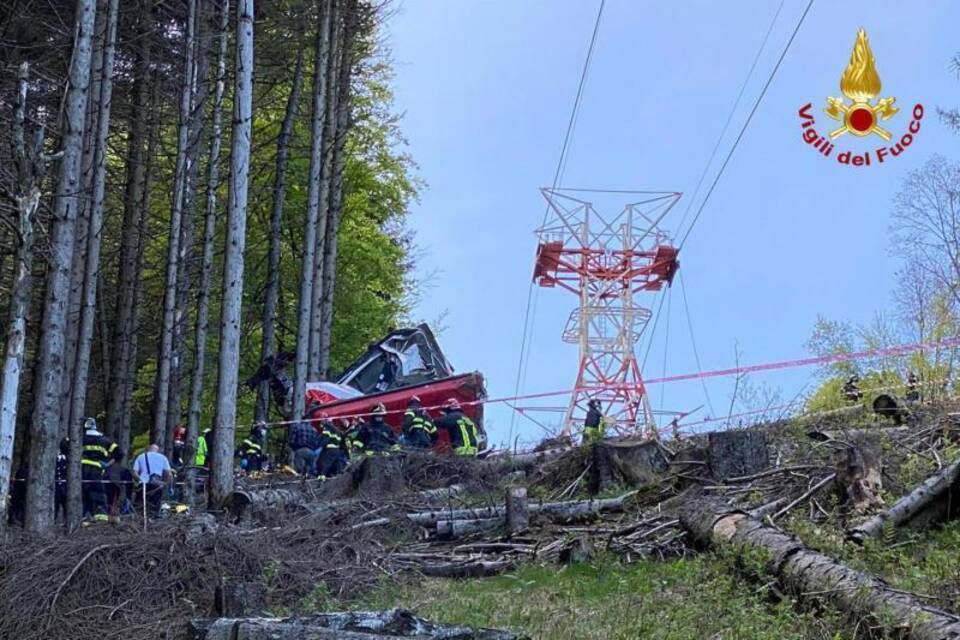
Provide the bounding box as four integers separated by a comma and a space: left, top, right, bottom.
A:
106, 0, 153, 448
187, 0, 230, 469
153, 0, 198, 450
308, 0, 340, 380
209, 0, 253, 506
256, 48, 306, 422
25, 0, 97, 534
65, 0, 119, 528
0, 64, 51, 530
293, 0, 333, 421
318, 0, 362, 377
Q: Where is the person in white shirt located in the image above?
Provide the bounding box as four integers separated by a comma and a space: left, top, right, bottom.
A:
132, 445, 173, 518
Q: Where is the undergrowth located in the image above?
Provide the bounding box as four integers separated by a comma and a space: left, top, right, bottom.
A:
350, 554, 849, 640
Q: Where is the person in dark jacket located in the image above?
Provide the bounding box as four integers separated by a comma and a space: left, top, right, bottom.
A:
582, 399, 605, 444
316, 414, 347, 478
288, 420, 320, 476
81, 417, 116, 521
360, 404, 398, 454
402, 396, 435, 449
435, 398, 478, 456
105, 449, 133, 521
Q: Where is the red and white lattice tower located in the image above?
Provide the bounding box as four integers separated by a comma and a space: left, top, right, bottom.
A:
532, 188, 681, 436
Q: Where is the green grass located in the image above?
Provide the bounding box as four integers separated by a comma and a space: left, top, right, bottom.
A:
350, 555, 848, 640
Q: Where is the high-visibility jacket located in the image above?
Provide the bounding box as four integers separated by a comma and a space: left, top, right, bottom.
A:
318, 424, 344, 450
82, 430, 116, 469
403, 409, 435, 448
583, 407, 605, 444
346, 428, 365, 459
437, 411, 478, 456
195, 429, 211, 466
240, 438, 262, 457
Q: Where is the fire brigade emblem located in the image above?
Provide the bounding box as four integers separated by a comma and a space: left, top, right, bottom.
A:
825, 28, 898, 140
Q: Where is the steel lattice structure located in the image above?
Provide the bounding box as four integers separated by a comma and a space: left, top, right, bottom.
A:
532, 188, 681, 436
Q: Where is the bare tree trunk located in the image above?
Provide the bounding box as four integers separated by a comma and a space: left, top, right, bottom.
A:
308, 1, 340, 380
209, 0, 254, 507
0, 64, 47, 530
166, 2, 211, 456
256, 49, 305, 423
187, 0, 229, 469
153, 0, 198, 451
66, 0, 119, 532
61, 0, 107, 437
106, 0, 152, 444
293, 0, 333, 422
318, 4, 360, 377
25, 0, 97, 535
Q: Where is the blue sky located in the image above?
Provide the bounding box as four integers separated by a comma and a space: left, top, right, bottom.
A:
385, 1, 960, 446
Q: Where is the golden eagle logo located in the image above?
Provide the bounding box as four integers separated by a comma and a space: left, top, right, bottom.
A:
825, 28, 898, 140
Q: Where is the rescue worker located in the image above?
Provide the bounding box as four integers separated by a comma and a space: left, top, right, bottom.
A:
842, 374, 862, 403
344, 418, 366, 460
195, 427, 213, 467
81, 417, 116, 521
436, 398, 479, 456
105, 448, 133, 522
238, 423, 267, 473
316, 414, 347, 478
359, 403, 398, 454
582, 399, 605, 444
402, 396, 436, 449
906, 371, 920, 402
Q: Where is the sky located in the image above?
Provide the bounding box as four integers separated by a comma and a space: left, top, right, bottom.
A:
384, 0, 960, 446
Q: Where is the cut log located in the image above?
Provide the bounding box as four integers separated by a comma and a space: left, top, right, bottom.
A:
707, 430, 768, 480
417, 559, 513, 578
189, 608, 523, 639
807, 425, 912, 443
410, 493, 635, 528
680, 496, 960, 640
436, 516, 504, 539
848, 458, 960, 544
589, 439, 668, 494
227, 488, 308, 520
505, 487, 529, 534
834, 442, 883, 514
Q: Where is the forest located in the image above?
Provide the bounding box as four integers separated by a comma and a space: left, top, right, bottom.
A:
0, 0, 418, 534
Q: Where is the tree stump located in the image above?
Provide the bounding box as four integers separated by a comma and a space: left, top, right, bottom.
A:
558, 535, 594, 564
835, 442, 883, 514
707, 430, 768, 480
213, 580, 266, 617
505, 487, 529, 534
588, 439, 668, 495
353, 455, 405, 496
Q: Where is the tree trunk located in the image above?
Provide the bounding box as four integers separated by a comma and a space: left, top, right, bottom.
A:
256, 48, 305, 423
0, 64, 45, 530
154, 0, 198, 451
293, 0, 333, 421
25, 0, 97, 535
106, 0, 152, 445
65, 0, 119, 530
848, 458, 960, 544
317, 2, 360, 377
707, 430, 769, 480
187, 0, 229, 472
308, 0, 341, 380
680, 496, 960, 640
209, 0, 253, 507
61, 0, 106, 437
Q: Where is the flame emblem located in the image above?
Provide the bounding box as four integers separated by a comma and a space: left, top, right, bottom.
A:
825, 28, 898, 140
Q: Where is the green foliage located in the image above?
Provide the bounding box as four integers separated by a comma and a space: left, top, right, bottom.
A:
356, 555, 848, 639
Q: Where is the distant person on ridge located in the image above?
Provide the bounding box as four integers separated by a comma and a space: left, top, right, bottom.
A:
582, 399, 605, 444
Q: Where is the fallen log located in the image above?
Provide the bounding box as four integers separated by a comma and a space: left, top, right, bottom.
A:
409, 492, 635, 527
436, 516, 504, 538
417, 559, 513, 578
680, 496, 960, 640
807, 425, 912, 443
188, 608, 523, 639
848, 458, 960, 544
